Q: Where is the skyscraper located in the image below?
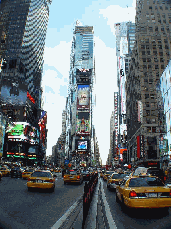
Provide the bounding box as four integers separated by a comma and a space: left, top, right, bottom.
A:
0, 0, 51, 113
114, 21, 136, 163
126, 0, 171, 164
0, 0, 52, 164
66, 22, 94, 167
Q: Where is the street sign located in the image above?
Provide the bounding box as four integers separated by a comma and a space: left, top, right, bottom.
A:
64, 160, 69, 165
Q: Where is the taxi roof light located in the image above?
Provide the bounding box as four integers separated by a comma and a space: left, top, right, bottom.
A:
129, 191, 137, 198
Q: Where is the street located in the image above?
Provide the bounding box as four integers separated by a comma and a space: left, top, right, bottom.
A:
0, 175, 84, 229
101, 178, 171, 229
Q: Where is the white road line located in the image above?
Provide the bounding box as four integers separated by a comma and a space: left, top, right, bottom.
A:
100, 179, 117, 229
51, 195, 82, 229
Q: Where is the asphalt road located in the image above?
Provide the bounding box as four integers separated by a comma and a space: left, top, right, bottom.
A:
0, 174, 84, 229
101, 178, 171, 229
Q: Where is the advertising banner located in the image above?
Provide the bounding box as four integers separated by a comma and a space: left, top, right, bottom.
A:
77, 85, 90, 110
1, 80, 27, 105
0, 114, 6, 156
76, 116, 90, 135
78, 141, 87, 150
6, 122, 39, 144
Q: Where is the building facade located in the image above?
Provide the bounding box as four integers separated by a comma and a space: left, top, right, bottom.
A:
126, 0, 171, 166
66, 22, 95, 167
0, 0, 51, 164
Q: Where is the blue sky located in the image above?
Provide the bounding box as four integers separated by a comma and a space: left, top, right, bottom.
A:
42, 0, 136, 165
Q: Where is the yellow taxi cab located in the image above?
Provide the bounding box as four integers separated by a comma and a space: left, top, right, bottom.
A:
0, 167, 10, 177
22, 168, 34, 180
63, 169, 83, 185
107, 173, 128, 190
27, 170, 55, 192
103, 171, 115, 181
116, 174, 171, 210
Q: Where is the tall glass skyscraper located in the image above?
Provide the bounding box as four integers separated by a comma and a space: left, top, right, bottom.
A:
0, 0, 52, 164
0, 0, 52, 109
66, 23, 95, 166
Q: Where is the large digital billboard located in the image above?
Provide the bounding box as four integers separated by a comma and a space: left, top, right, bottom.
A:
77, 85, 90, 110
0, 79, 27, 105
38, 111, 47, 147
76, 116, 90, 136
6, 122, 39, 144
78, 141, 87, 150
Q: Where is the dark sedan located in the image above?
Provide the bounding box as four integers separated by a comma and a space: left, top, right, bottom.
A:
81, 170, 91, 181
11, 167, 22, 178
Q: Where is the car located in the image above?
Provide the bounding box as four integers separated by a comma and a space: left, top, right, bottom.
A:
81, 170, 91, 181
11, 167, 22, 178
147, 167, 166, 183
22, 168, 35, 180
63, 169, 83, 185
103, 171, 115, 181
0, 167, 10, 177
107, 173, 129, 190
27, 170, 55, 192
116, 174, 171, 210
100, 170, 105, 178
0, 171, 2, 181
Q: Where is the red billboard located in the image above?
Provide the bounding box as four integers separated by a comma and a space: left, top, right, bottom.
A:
137, 136, 140, 159
38, 111, 47, 147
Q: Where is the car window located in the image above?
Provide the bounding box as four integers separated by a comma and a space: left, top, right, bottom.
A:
111, 174, 120, 179
31, 172, 52, 178
70, 171, 77, 175
120, 179, 127, 186
129, 177, 164, 187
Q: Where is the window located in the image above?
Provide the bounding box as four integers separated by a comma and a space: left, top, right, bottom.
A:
129, 177, 164, 187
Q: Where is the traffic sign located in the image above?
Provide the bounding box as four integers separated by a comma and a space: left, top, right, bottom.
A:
64, 160, 69, 165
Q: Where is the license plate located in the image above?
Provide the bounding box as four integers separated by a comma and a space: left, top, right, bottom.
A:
148, 193, 157, 198
37, 180, 42, 183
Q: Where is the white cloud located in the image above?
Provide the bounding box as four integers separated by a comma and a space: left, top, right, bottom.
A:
93, 36, 117, 164
99, 0, 136, 35
42, 41, 72, 156
43, 40, 72, 80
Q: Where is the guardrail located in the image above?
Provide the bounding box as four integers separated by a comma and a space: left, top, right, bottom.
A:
82, 172, 98, 228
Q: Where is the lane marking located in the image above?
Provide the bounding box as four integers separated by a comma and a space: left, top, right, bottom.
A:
100, 179, 117, 229
51, 195, 82, 229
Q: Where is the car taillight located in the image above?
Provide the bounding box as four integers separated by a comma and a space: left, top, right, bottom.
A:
86, 174, 89, 177
64, 175, 66, 178
22, 173, 24, 175
169, 190, 171, 196
28, 178, 30, 181
77, 175, 80, 179
49, 179, 53, 183
164, 176, 166, 181
129, 191, 137, 197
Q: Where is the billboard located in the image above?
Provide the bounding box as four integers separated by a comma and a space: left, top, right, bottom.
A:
76, 116, 90, 135
77, 85, 90, 110
1, 79, 27, 105
78, 141, 87, 150
6, 122, 39, 144
38, 111, 47, 147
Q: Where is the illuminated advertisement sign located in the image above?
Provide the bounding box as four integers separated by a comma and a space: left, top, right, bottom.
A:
6, 122, 39, 144
78, 141, 87, 150
138, 101, 143, 123
76, 68, 92, 76
114, 92, 118, 147
38, 111, 47, 147
77, 85, 90, 110
76, 116, 90, 136
0, 79, 27, 105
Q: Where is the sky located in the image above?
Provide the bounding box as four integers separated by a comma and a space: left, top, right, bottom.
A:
42, 0, 136, 165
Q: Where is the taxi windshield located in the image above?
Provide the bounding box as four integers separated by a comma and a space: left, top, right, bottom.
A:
129, 177, 164, 187
31, 171, 52, 178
